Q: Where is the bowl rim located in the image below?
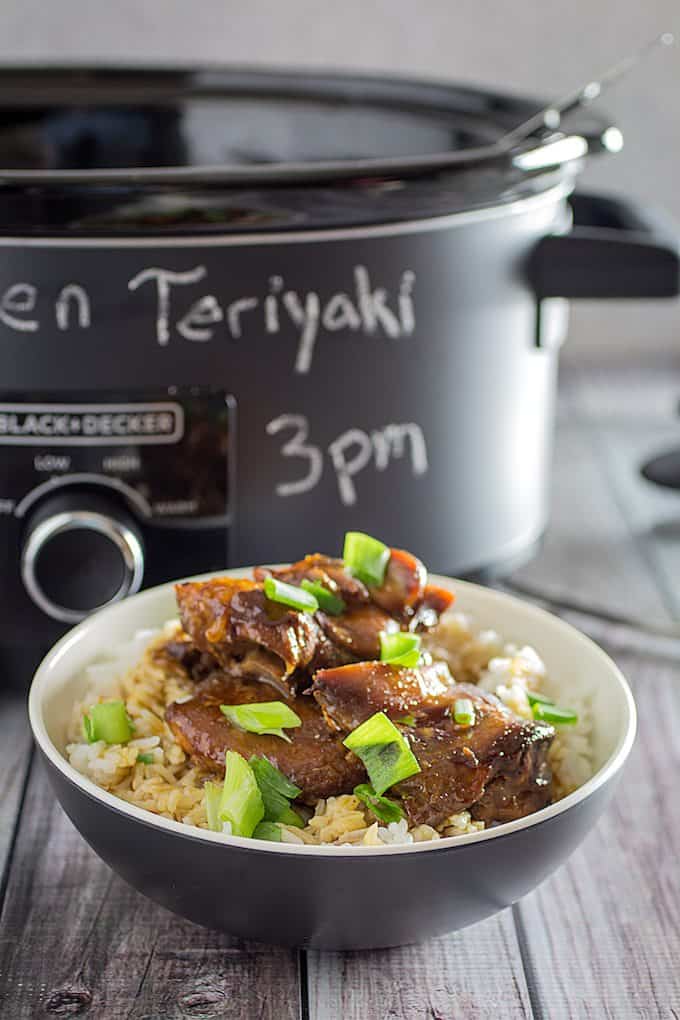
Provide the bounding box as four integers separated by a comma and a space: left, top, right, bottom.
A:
28, 569, 637, 857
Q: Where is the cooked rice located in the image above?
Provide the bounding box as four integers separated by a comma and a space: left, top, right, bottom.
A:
425, 611, 594, 801
66, 609, 593, 846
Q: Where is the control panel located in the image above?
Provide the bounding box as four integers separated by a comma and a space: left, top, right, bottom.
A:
0, 388, 234, 659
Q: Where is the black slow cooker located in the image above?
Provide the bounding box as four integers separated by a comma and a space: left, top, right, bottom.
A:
0, 66, 677, 672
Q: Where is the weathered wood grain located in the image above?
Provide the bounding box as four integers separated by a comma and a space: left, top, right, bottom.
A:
0, 758, 301, 1020
0, 692, 33, 889
514, 637, 680, 1019
560, 356, 680, 424
514, 419, 673, 625
513, 383, 680, 1017
307, 911, 532, 1020
592, 422, 680, 619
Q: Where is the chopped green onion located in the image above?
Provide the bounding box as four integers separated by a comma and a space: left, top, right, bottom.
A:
454, 698, 476, 727
249, 755, 304, 826
343, 711, 421, 795
527, 691, 555, 707
253, 821, 283, 842
532, 703, 579, 725
343, 531, 390, 587
204, 780, 223, 832
136, 752, 154, 765
379, 631, 421, 668
82, 701, 134, 745
263, 576, 318, 613
221, 701, 302, 743
277, 805, 305, 828
526, 690, 578, 724
388, 651, 421, 668
300, 578, 346, 615
219, 751, 264, 837
354, 783, 404, 824
396, 714, 416, 727
249, 755, 301, 799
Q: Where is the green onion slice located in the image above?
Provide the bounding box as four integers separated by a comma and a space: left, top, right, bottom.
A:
454, 698, 476, 727
343, 531, 390, 587
204, 780, 224, 832
300, 578, 346, 615
82, 701, 134, 745
526, 691, 556, 707
354, 783, 404, 824
388, 651, 422, 668
219, 751, 264, 838
136, 752, 154, 765
277, 805, 305, 828
221, 701, 302, 743
249, 755, 304, 826
263, 576, 318, 613
253, 821, 283, 842
379, 630, 421, 668
343, 711, 421, 795
526, 690, 578, 724
396, 714, 416, 727
532, 703, 579, 725
249, 755, 301, 800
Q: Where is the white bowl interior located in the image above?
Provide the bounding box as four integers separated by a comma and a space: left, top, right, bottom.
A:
29, 571, 636, 854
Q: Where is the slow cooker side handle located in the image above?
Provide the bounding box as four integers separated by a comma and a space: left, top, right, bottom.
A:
529, 191, 680, 302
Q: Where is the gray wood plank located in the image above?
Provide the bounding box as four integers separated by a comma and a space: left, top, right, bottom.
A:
0, 757, 301, 1020
592, 422, 680, 619
307, 910, 532, 1020
512, 366, 680, 1017
560, 355, 680, 425
0, 691, 33, 886
514, 635, 680, 1020
514, 419, 673, 624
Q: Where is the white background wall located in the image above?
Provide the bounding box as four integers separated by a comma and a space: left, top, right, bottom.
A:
2, 0, 679, 364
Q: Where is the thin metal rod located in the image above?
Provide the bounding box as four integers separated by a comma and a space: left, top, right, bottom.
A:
500, 32, 675, 148
499, 578, 680, 640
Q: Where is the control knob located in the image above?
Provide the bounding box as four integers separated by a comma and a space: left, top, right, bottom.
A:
21, 489, 144, 624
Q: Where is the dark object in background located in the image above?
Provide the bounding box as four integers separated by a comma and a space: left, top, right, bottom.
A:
0, 66, 677, 679
641, 447, 680, 490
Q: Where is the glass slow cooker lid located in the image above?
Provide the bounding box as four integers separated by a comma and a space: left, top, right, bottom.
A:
0, 66, 616, 183
0, 67, 619, 233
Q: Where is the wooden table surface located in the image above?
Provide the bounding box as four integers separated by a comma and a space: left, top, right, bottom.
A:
1, 359, 680, 1018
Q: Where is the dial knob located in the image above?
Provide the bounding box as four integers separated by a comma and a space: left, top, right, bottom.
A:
21, 489, 145, 624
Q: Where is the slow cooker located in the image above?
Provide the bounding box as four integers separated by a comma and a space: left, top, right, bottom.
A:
0, 66, 677, 674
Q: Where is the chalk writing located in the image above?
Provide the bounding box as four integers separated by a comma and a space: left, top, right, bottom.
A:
125, 262, 416, 372
0, 283, 38, 332
127, 266, 207, 346
56, 284, 91, 331
266, 414, 324, 497
266, 414, 428, 506
0, 262, 416, 375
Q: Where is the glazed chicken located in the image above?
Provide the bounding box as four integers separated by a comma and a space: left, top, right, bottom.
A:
175, 576, 344, 697
177, 550, 454, 697
166, 672, 364, 803
165, 542, 554, 830
255, 550, 454, 628
312, 663, 554, 828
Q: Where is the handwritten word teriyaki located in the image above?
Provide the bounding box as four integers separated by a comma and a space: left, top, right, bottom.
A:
127, 264, 416, 374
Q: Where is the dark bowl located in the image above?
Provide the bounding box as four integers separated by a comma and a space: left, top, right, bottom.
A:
28, 572, 636, 949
